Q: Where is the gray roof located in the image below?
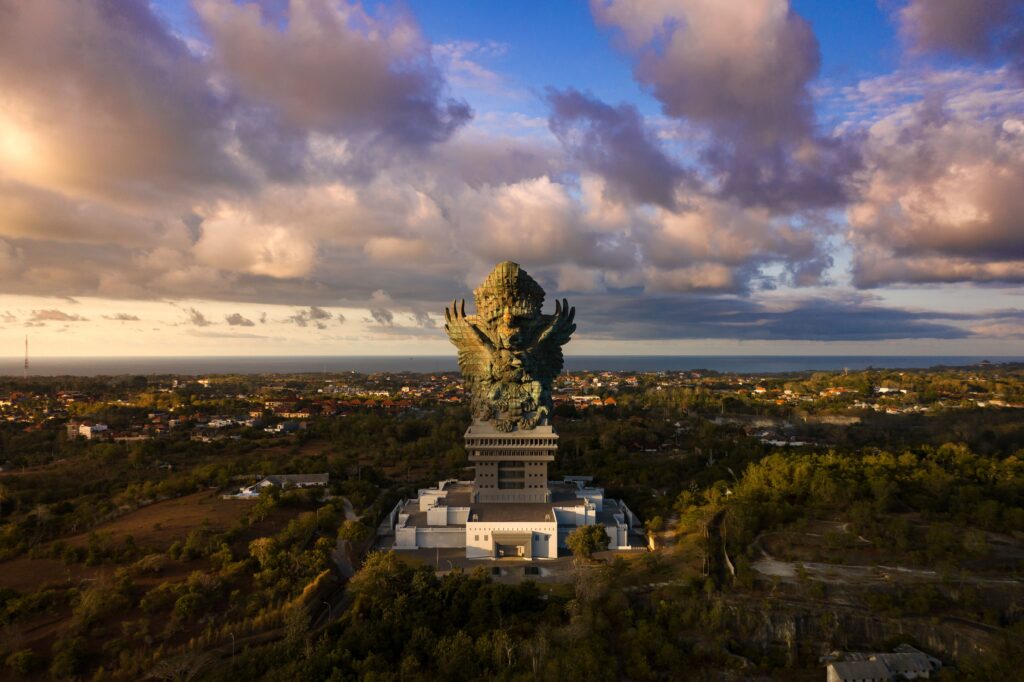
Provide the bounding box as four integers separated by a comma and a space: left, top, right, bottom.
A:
873, 652, 933, 674
828, 660, 892, 681
263, 473, 329, 486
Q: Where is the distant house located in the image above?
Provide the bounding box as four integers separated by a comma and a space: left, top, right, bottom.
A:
78, 423, 108, 440
264, 419, 300, 434
826, 646, 940, 681
230, 473, 329, 498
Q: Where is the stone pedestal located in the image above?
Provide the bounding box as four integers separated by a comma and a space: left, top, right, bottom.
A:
465, 420, 557, 503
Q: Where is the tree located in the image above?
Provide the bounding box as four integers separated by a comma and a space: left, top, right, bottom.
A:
5, 649, 40, 676
566, 525, 610, 560
338, 519, 371, 545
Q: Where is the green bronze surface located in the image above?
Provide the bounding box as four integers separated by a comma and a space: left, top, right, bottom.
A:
444, 261, 575, 431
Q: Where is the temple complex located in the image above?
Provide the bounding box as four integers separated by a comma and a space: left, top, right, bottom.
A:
383, 262, 643, 559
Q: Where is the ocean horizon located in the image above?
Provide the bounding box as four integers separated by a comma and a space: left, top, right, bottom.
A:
2, 355, 1022, 377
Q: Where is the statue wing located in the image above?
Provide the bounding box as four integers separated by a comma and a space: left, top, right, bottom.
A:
537, 298, 576, 347
444, 299, 494, 380
532, 298, 575, 379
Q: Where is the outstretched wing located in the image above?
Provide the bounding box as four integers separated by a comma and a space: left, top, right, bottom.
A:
444, 299, 494, 381
531, 298, 575, 380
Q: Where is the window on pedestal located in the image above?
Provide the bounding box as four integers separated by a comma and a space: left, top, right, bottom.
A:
497, 461, 525, 489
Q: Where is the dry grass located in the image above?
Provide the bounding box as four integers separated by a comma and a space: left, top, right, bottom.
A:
0, 492, 255, 591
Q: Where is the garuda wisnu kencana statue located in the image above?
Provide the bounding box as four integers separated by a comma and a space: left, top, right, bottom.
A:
444, 261, 575, 431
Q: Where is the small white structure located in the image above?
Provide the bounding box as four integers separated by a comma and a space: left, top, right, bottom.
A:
230, 473, 329, 499
79, 423, 108, 440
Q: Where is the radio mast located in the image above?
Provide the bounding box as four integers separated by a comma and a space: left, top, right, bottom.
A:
23, 335, 28, 379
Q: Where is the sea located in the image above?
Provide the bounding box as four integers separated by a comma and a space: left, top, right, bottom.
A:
3, 355, 1023, 377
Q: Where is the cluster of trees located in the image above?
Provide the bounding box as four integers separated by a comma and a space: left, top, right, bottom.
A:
209, 551, 752, 681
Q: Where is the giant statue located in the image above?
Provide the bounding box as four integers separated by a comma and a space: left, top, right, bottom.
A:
444, 261, 575, 431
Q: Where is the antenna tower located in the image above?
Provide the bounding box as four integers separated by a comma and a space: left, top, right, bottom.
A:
24, 335, 28, 378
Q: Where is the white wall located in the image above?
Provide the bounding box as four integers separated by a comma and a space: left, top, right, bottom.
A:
426, 506, 448, 526
466, 522, 558, 559
396, 526, 417, 549
415, 527, 465, 548
552, 504, 592, 526
447, 507, 470, 525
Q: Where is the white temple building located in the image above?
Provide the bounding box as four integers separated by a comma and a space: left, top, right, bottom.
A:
383, 475, 644, 559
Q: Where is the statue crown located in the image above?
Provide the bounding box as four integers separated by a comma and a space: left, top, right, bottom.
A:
473, 261, 544, 319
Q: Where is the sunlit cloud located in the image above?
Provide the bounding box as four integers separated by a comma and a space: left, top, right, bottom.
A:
0, 0, 1019, 356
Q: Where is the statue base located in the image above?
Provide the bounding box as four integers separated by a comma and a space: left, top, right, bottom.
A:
465, 420, 557, 503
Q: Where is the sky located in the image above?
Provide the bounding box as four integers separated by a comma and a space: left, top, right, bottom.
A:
0, 0, 1023, 358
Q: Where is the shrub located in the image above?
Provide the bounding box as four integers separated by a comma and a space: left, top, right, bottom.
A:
49, 637, 86, 679
173, 592, 206, 620
566, 525, 611, 559
73, 583, 130, 629
5, 649, 40, 675
140, 582, 181, 614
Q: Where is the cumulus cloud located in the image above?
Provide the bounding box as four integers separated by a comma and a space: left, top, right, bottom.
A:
897, 0, 1024, 69
577, 292, 1012, 341
546, 88, 687, 208
638, 194, 829, 292
286, 306, 335, 329
370, 308, 395, 326
31, 309, 86, 322
194, 0, 471, 148
195, 206, 317, 279
591, 0, 858, 208
0, 0, 835, 312
225, 312, 255, 327
0, 0, 1020, 349
0, 0, 240, 205
412, 310, 436, 328
186, 307, 212, 327
103, 313, 140, 322
848, 95, 1024, 286
309, 306, 332, 321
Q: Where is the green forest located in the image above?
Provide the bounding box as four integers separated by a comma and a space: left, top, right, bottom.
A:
0, 366, 1022, 680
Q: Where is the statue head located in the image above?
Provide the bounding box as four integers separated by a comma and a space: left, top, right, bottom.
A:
473, 261, 544, 326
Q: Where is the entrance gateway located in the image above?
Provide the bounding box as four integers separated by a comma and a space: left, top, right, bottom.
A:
384, 262, 644, 559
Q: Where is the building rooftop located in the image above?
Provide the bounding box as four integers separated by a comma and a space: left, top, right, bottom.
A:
827, 659, 892, 681
263, 473, 329, 486
470, 503, 560, 523
400, 480, 609, 527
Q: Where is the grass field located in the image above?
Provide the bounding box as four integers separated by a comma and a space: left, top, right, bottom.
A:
0, 491, 255, 591
62, 490, 255, 550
